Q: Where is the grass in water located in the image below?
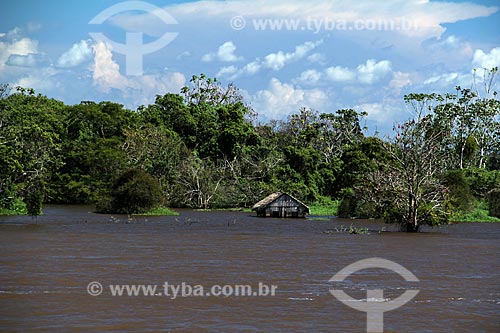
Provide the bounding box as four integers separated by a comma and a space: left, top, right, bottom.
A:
451, 201, 500, 223
0, 198, 28, 216
194, 208, 252, 212
134, 207, 179, 216
309, 198, 340, 216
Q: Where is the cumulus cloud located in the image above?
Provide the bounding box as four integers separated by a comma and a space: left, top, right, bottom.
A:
307, 53, 326, 65
56, 40, 93, 68
263, 40, 322, 70
216, 65, 238, 77
422, 35, 474, 64
321, 60, 392, 84
6, 53, 40, 67
472, 47, 500, 69
202, 41, 243, 62
14, 67, 60, 92
357, 59, 392, 84
355, 101, 404, 126
0, 35, 38, 69
251, 78, 328, 119
421, 71, 473, 90
220, 39, 323, 79
92, 42, 129, 92
325, 66, 356, 82
294, 69, 323, 85
92, 41, 186, 104
389, 71, 412, 94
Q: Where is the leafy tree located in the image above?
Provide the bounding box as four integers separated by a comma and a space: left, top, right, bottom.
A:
24, 180, 44, 218
443, 170, 475, 213
0, 86, 63, 208
122, 125, 188, 202
488, 189, 500, 218
105, 169, 163, 214
434, 68, 500, 169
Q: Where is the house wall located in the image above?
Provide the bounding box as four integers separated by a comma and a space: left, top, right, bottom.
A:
256, 194, 308, 218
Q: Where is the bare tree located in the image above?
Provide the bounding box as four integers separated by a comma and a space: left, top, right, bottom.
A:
366, 94, 450, 232
177, 157, 225, 209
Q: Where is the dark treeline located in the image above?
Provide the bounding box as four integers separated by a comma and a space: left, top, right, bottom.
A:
1, 71, 500, 231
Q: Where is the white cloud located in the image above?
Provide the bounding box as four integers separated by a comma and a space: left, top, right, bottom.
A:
226, 39, 323, 78
92, 41, 186, 104
472, 47, 500, 69
239, 61, 261, 76
216, 65, 238, 77
389, 71, 412, 94
251, 78, 328, 119
176, 51, 191, 60
423, 35, 474, 62
14, 67, 61, 93
6, 53, 39, 67
93, 42, 129, 92
423, 72, 459, 85
294, 69, 323, 85
201, 41, 243, 62
325, 66, 356, 82
323, 60, 392, 84
307, 53, 326, 65
56, 40, 93, 68
0, 36, 38, 69
111, 0, 497, 40
357, 59, 392, 84
421, 71, 474, 91
355, 101, 403, 126
264, 40, 322, 70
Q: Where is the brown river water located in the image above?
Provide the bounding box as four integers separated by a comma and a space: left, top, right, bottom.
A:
0, 205, 499, 332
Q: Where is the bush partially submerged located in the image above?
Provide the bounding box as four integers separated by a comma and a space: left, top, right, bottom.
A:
98, 169, 163, 214
488, 189, 500, 218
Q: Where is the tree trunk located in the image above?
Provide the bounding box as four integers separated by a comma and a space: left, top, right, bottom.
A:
404, 222, 420, 232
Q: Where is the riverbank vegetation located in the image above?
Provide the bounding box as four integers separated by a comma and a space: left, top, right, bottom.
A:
1, 69, 499, 231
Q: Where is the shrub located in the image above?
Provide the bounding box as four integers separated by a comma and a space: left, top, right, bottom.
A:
0, 198, 27, 215
464, 168, 500, 199
104, 169, 163, 214
338, 188, 379, 219
488, 189, 500, 218
443, 170, 475, 212
24, 181, 45, 217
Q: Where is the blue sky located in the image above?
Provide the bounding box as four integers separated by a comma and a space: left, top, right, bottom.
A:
2, 0, 500, 133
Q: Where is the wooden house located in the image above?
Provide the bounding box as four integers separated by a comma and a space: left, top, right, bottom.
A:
252, 192, 309, 218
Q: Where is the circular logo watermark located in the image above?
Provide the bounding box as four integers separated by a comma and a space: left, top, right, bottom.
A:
329, 258, 419, 333
89, 1, 179, 76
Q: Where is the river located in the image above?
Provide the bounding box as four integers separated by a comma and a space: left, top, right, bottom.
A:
1, 205, 499, 332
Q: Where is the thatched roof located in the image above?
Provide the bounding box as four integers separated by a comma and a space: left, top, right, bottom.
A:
252, 192, 283, 210
252, 192, 309, 211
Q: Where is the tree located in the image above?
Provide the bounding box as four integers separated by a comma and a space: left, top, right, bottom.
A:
433, 68, 500, 169
107, 169, 163, 214
181, 73, 244, 106
122, 125, 187, 202
24, 180, 44, 219
365, 94, 451, 231
175, 157, 225, 209
0, 87, 63, 208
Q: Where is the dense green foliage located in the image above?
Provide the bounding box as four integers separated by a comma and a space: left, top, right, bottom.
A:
1, 70, 499, 230
98, 169, 163, 214
489, 189, 500, 218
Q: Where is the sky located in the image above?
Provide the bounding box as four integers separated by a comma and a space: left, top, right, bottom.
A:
1, 0, 500, 133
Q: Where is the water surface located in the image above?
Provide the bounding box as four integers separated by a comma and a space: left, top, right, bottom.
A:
1, 205, 499, 332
